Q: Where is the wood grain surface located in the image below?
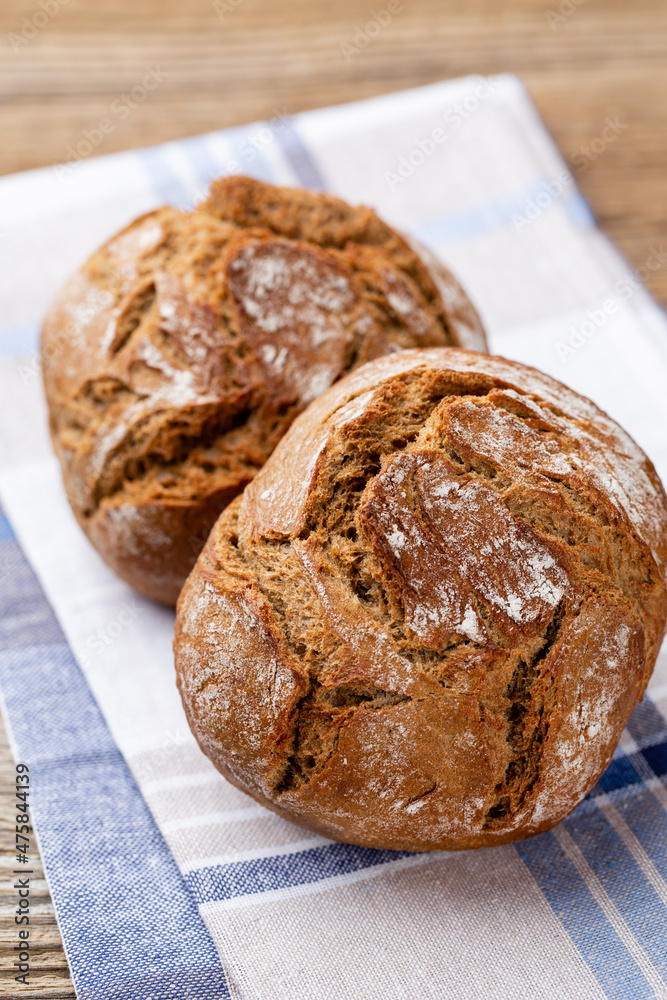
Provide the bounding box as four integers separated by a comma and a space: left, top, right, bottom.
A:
1, 0, 666, 995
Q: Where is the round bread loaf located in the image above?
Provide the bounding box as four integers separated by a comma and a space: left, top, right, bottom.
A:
41, 176, 486, 604
175, 347, 667, 851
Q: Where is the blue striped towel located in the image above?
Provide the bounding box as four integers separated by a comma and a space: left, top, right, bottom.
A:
1, 74, 667, 1000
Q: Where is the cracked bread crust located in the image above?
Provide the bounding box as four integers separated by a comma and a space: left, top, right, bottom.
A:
174, 347, 667, 851
41, 176, 486, 604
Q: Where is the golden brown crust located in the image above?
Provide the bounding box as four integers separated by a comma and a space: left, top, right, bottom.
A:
41, 177, 486, 604
174, 347, 667, 851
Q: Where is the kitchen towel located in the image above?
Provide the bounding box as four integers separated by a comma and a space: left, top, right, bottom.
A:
1, 74, 667, 1000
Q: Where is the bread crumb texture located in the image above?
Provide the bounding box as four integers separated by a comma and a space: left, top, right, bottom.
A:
175, 347, 667, 851
41, 177, 486, 603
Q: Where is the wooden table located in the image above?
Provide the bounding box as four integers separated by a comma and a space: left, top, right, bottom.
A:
0, 0, 665, 994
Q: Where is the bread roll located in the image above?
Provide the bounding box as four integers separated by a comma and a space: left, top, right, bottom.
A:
41, 177, 486, 604
175, 347, 667, 851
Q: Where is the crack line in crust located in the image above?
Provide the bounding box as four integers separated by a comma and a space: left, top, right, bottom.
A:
483, 598, 567, 828
54, 191, 475, 526
274, 679, 411, 794
213, 372, 659, 833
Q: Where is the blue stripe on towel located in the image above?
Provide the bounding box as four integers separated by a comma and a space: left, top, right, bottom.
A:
516, 710, 667, 1000
414, 182, 593, 248
188, 842, 412, 904
564, 808, 667, 978
626, 699, 667, 746
135, 145, 192, 208
276, 119, 327, 190
180, 133, 231, 193
603, 785, 667, 892
593, 754, 644, 795
641, 741, 667, 779
0, 322, 40, 359
516, 831, 656, 1000
0, 510, 230, 1000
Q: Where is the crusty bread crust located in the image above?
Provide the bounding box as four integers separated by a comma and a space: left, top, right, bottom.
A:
175, 347, 667, 851
41, 177, 486, 604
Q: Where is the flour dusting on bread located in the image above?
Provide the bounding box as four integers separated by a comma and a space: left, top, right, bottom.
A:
42, 177, 486, 604
175, 346, 667, 851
